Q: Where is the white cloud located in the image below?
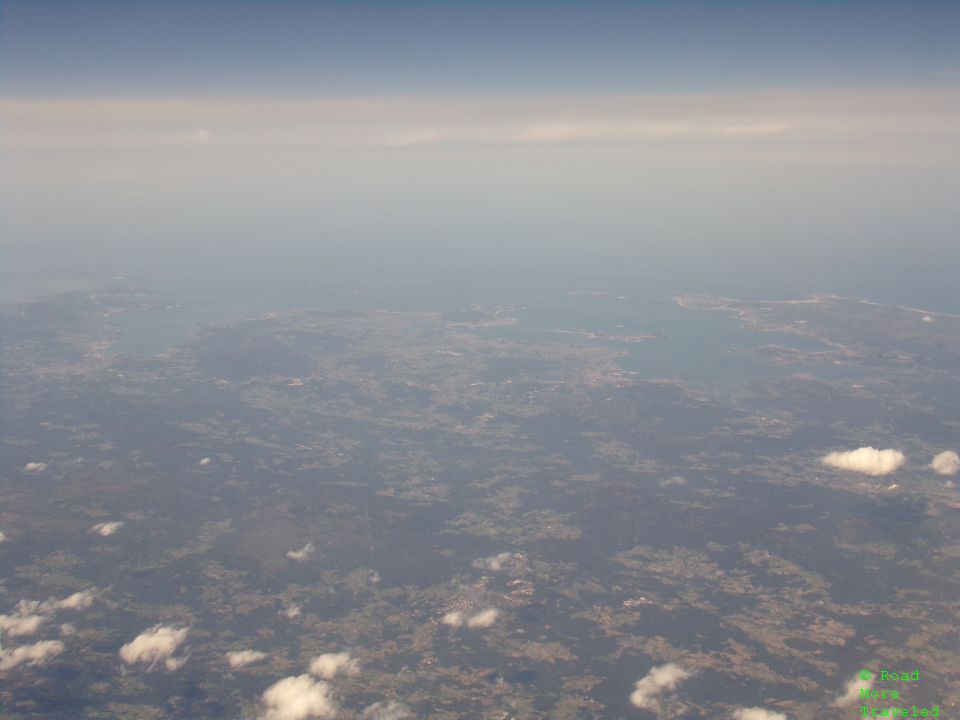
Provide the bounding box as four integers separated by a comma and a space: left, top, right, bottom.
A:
381, 129, 444, 148
287, 542, 315, 561
59, 623, 76, 637
283, 605, 302, 620
227, 649, 268, 668
0, 531, 6, 543
466, 608, 499, 629
51, 589, 98, 612
262, 674, 337, 720
733, 708, 788, 720
21, 462, 48, 473
930, 450, 960, 476
164, 655, 189, 671
629, 663, 691, 711
834, 672, 872, 707
821, 447, 905, 476
472, 552, 512, 572
184, 128, 213, 145
516, 121, 693, 144
441, 611, 464, 628
199, 457, 212, 466
91, 521, 124, 536
0, 612, 46, 637
362, 700, 412, 720
0, 588, 100, 638
119, 625, 189, 671
24, 588, 100, 615
5, 90, 956, 156
308, 652, 359, 680
0, 640, 64, 670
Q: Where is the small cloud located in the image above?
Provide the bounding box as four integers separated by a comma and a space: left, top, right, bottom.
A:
733, 708, 788, 720
472, 552, 512, 572
362, 700, 412, 720
834, 672, 872, 707
922, 315, 935, 323
930, 450, 960, 476
516, 121, 690, 144
0, 612, 46, 637
441, 611, 464, 628
59, 623, 76, 637
0, 588, 100, 638
52, 589, 98, 612
714, 123, 792, 137
28, 588, 100, 614
119, 625, 189, 671
381, 129, 443, 148
0, 640, 64, 670
184, 128, 213, 145
91, 521, 124, 537
629, 663, 691, 711
283, 605, 302, 620
262, 674, 337, 720
287, 542, 315, 562
308, 651, 360, 680
821, 447, 905, 476
199, 457, 212, 466
0, 531, 6, 543
466, 608, 499, 629
164, 655, 189, 671
227, 649, 268, 669
21, 462, 48, 474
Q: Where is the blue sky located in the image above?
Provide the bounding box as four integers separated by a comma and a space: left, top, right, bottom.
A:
1, 1, 958, 306
2, 1, 958, 96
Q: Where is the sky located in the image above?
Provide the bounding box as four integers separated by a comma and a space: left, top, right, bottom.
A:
1, 0, 959, 306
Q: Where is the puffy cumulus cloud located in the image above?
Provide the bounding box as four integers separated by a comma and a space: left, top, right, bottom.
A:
466, 608, 499, 629
629, 663, 691, 711
59, 623, 76, 637
821, 447, 905, 476
227, 649, 268, 668
262, 674, 337, 720
308, 652, 360, 680
930, 450, 960, 476
199, 457, 212, 466
733, 708, 788, 720
834, 672, 873, 707
0, 640, 65, 670
362, 700, 412, 720
21, 462, 48, 474
50, 589, 98, 612
287, 542, 315, 562
0, 612, 46, 637
91, 521, 124, 537
119, 625, 189, 671
472, 552, 512, 572
0, 588, 100, 638
441, 611, 464, 628
0, 530, 6, 543
23, 588, 101, 615
283, 605, 302, 620
164, 655, 189, 671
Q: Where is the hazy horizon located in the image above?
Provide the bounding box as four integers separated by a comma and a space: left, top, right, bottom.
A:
2, 1, 959, 311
